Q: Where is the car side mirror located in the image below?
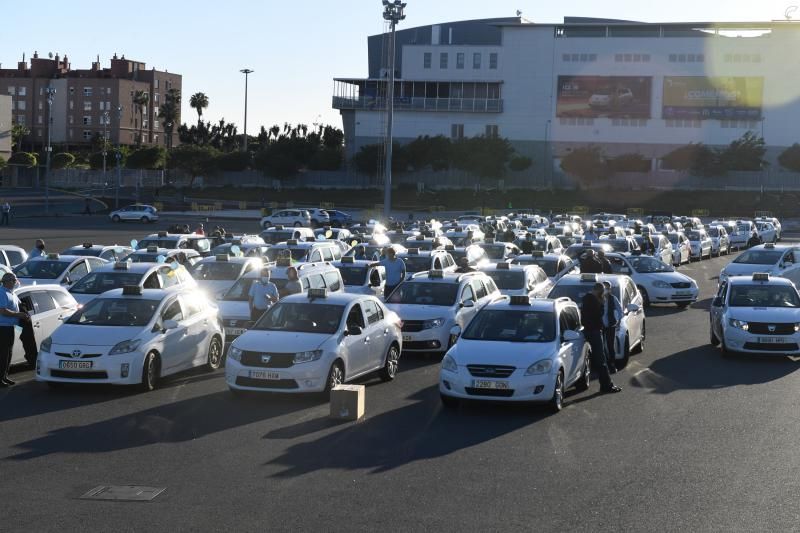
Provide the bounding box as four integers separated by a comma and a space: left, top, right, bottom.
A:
711, 297, 723, 307
562, 329, 581, 343
460, 300, 475, 308
626, 303, 641, 313
62, 276, 72, 285
449, 325, 462, 339
346, 325, 362, 336
162, 319, 179, 331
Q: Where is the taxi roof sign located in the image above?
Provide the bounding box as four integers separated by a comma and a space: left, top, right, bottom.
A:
286, 239, 299, 246
215, 254, 229, 261
113, 262, 129, 270
580, 274, 598, 282
407, 248, 419, 255
444, 245, 455, 251
276, 257, 292, 267
340, 256, 355, 263
428, 269, 444, 278
307, 288, 327, 299
509, 295, 530, 305
146, 245, 158, 253
764, 243, 775, 249
752, 272, 770, 281
496, 262, 510, 270
531, 251, 545, 257
157, 231, 168, 237
274, 225, 285, 230
82, 242, 93, 248
46, 253, 60, 260
122, 285, 142, 296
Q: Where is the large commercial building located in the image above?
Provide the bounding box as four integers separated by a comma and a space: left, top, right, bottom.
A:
0, 52, 181, 148
333, 16, 800, 175
0, 95, 10, 161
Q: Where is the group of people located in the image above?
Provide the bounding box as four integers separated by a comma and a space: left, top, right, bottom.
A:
247, 266, 303, 322
579, 249, 613, 274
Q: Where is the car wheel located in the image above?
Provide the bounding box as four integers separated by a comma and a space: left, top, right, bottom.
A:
710, 328, 720, 346
721, 334, 732, 358
140, 216, 149, 223
677, 301, 691, 308
140, 352, 160, 392
205, 336, 223, 371
548, 370, 564, 413
294, 222, 302, 227
324, 360, 345, 392
440, 393, 459, 409
632, 322, 645, 354
262, 221, 270, 230
379, 344, 400, 382
574, 347, 591, 392
638, 287, 650, 307
111, 215, 121, 223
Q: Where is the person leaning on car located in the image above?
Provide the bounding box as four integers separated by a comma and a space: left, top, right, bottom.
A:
581, 283, 621, 394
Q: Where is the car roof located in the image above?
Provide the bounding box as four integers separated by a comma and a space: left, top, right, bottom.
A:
90, 262, 159, 274
96, 288, 171, 301
16, 283, 68, 294
280, 291, 369, 305
555, 273, 624, 287
480, 263, 532, 272
33, 255, 86, 264
333, 259, 379, 267
484, 296, 561, 311
727, 275, 795, 286
196, 256, 260, 264
407, 271, 485, 284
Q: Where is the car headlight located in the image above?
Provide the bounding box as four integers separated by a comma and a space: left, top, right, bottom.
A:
652, 280, 672, 289
109, 339, 142, 355
525, 358, 553, 375
423, 317, 446, 329
40, 336, 52, 354
293, 350, 323, 364
729, 319, 749, 331
441, 354, 458, 373
228, 345, 243, 362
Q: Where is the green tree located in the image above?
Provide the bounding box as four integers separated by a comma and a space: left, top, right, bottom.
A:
126, 146, 166, 169
50, 152, 76, 170
11, 124, 29, 152
508, 156, 533, 172
607, 153, 651, 173
216, 151, 251, 171
720, 131, 767, 171
661, 143, 724, 176
451, 136, 514, 183
189, 92, 209, 125
89, 146, 129, 170
158, 89, 181, 150
168, 145, 220, 187
8, 152, 37, 167
0, 156, 6, 170
560, 146, 610, 184
132, 90, 150, 146
404, 135, 451, 171
352, 142, 408, 177
778, 143, 800, 172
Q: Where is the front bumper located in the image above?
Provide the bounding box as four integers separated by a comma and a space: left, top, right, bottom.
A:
225, 357, 328, 393
399, 327, 450, 352
37, 350, 143, 385
723, 327, 800, 354
439, 367, 556, 402
649, 285, 699, 303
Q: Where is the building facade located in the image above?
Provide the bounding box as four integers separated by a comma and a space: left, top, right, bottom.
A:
334, 17, 800, 174
0, 52, 181, 149
0, 95, 10, 161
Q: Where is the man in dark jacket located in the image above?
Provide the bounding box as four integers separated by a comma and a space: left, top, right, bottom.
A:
581, 283, 621, 394
597, 250, 613, 274
579, 250, 603, 274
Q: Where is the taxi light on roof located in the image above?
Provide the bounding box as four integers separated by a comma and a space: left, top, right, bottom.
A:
509, 295, 531, 305
407, 248, 419, 255
428, 269, 444, 278
274, 225, 284, 230
531, 251, 545, 257
307, 288, 327, 299
46, 253, 60, 260
416, 235, 425, 241
496, 262, 510, 270
580, 274, 598, 282
752, 272, 770, 281
146, 245, 158, 253
340, 256, 355, 263
82, 242, 93, 248
215, 254, 229, 261
286, 239, 298, 246
276, 257, 292, 267
764, 243, 775, 249
113, 262, 129, 270
484, 238, 495, 244
157, 231, 168, 237
122, 285, 142, 296
582, 241, 592, 246
444, 245, 454, 251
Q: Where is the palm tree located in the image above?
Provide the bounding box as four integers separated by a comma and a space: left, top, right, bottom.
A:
158, 89, 181, 149
189, 92, 209, 125
132, 90, 150, 146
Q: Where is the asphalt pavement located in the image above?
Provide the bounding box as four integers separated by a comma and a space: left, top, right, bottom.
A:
1, 216, 799, 532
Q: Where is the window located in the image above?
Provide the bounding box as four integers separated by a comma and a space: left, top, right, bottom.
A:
106, 100, 111, 111
323, 271, 341, 292
83, 87, 92, 97
50, 290, 74, 308
16, 101, 25, 111
423, 52, 432, 69
562, 306, 580, 332
84, 101, 92, 111
181, 295, 204, 317
155, 79, 159, 89
69, 262, 89, 280
456, 53, 464, 69
489, 53, 498, 69
16, 115, 25, 125
451, 124, 464, 139
346, 304, 366, 329
308, 274, 326, 290
18, 86, 26, 96
362, 300, 381, 325
31, 292, 57, 314
473, 53, 481, 69
7, 86, 15, 95
440, 52, 448, 69
37, 115, 43, 124
83, 130, 93, 140
472, 279, 487, 299
69, 100, 74, 110
485, 125, 499, 138
69, 87, 75, 95
107, 87, 112, 95
461, 284, 475, 304
154, 93, 159, 103
162, 299, 184, 322
83, 116, 91, 125
564, 54, 572, 62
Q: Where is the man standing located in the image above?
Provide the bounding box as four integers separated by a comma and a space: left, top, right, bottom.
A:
284, 267, 303, 296
0, 200, 10, 226
520, 233, 534, 254
83, 197, 92, 215
248, 267, 279, 323
581, 283, 621, 394
0, 273, 29, 387
29, 239, 46, 259
597, 250, 613, 274
380, 247, 406, 298
601, 280, 623, 373
579, 250, 603, 274
454, 257, 475, 273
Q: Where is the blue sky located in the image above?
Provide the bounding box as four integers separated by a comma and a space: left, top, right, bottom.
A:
0, 1, 785, 133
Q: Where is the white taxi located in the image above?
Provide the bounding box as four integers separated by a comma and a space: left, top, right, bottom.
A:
37, 287, 224, 391
189, 255, 263, 297
332, 257, 385, 296
440, 295, 590, 412
686, 229, 713, 261
68, 261, 196, 305
226, 290, 402, 394
605, 253, 699, 307
13, 254, 108, 287
719, 244, 800, 285
480, 262, 552, 299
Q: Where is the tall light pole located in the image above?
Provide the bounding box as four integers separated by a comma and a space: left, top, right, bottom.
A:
44, 86, 56, 216
240, 69, 253, 151
116, 104, 123, 209
382, 0, 406, 220
102, 110, 110, 189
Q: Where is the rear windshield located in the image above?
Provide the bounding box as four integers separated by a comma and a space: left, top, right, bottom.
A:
339, 266, 368, 286
190, 262, 243, 281
402, 256, 433, 273
265, 248, 308, 262
732, 250, 784, 265
547, 284, 594, 305
14, 260, 69, 279
386, 282, 458, 306
484, 271, 525, 290
70, 272, 144, 294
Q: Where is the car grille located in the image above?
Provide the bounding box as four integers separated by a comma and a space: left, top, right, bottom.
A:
746, 323, 797, 335
241, 351, 295, 368
670, 282, 691, 289
467, 365, 516, 378
50, 370, 108, 379
226, 319, 252, 328
55, 352, 102, 359
743, 342, 798, 352
235, 377, 299, 389
401, 320, 425, 332
402, 340, 442, 350
465, 387, 515, 398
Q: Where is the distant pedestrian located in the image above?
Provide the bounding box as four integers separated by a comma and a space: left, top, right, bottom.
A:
579, 250, 603, 274
195, 223, 205, 236
380, 247, 406, 298
597, 250, 613, 274
0, 273, 30, 387
454, 257, 475, 273
0, 200, 10, 226
520, 233, 534, 254
248, 267, 278, 323
29, 239, 46, 259
747, 230, 761, 248
83, 197, 92, 215
581, 283, 621, 394
284, 267, 303, 297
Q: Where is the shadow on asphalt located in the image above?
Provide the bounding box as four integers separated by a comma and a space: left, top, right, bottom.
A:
629, 344, 798, 394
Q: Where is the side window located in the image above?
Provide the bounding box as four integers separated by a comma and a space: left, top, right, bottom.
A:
0, 253, 8, 266
310, 251, 322, 263
558, 311, 570, 336
608, 256, 626, 274
69, 261, 89, 279
564, 306, 581, 331
369, 268, 381, 286
162, 299, 184, 322
50, 290, 74, 308
375, 301, 385, 320
323, 271, 342, 292
181, 295, 204, 318
331, 248, 342, 260
321, 247, 334, 262
461, 284, 475, 304
159, 268, 179, 288
143, 272, 161, 289
622, 282, 634, 308
716, 281, 728, 300
346, 304, 366, 329
19, 295, 35, 314
309, 274, 325, 290
433, 258, 442, 270
362, 300, 381, 325
87, 258, 106, 269
301, 277, 311, 290
473, 279, 487, 299
484, 277, 498, 294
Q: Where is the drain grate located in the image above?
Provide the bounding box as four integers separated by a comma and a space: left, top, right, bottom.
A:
80, 485, 166, 502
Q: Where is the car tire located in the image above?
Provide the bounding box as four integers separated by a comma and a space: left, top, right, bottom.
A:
632, 322, 645, 354
440, 393, 459, 409
294, 222, 302, 227
638, 287, 650, 307
379, 344, 400, 382
677, 302, 691, 308
710, 328, 720, 346
548, 370, 564, 413
324, 360, 345, 393
140, 352, 160, 392
205, 336, 223, 371
111, 215, 121, 223
262, 221, 270, 230
721, 334, 732, 358
574, 348, 591, 392
140, 216, 149, 223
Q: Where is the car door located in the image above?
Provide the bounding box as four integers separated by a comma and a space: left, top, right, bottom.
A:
342, 302, 370, 376
778, 251, 800, 287
455, 283, 478, 328
66, 260, 90, 285
361, 299, 389, 371
559, 306, 582, 383
623, 280, 643, 346
10, 293, 35, 365
29, 290, 62, 341
709, 281, 728, 338
179, 294, 210, 368
157, 297, 193, 373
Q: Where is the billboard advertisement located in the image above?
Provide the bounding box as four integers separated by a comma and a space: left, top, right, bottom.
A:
556, 76, 652, 118
662, 77, 763, 120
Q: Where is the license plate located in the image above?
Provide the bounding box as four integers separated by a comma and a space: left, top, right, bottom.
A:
675, 291, 691, 296
225, 327, 246, 336
758, 337, 789, 344
402, 335, 413, 342
249, 370, 280, 380
472, 380, 510, 390
59, 360, 92, 370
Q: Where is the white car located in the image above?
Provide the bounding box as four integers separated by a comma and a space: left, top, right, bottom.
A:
0, 245, 28, 267
385, 270, 500, 354
124, 247, 202, 267
480, 262, 553, 299
479, 240, 522, 262
632, 234, 674, 266
61, 243, 133, 262
11, 285, 79, 367
686, 229, 713, 261
13, 254, 108, 287
260, 226, 316, 244
264, 240, 343, 264
548, 273, 645, 367
665, 232, 691, 266
513, 252, 576, 281
189, 255, 264, 297
37, 287, 225, 391
109, 204, 159, 223
605, 253, 698, 307
260, 209, 312, 229
440, 295, 590, 412
307, 208, 331, 227
728, 221, 755, 250
755, 216, 782, 241
226, 290, 402, 394
69, 261, 196, 305
137, 232, 211, 256
756, 221, 778, 244
398, 249, 457, 279
588, 87, 634, 109
719, 244, 800, 286
333, 257, 385, 296
710, 273, 800, 357
707, 225, 730, 257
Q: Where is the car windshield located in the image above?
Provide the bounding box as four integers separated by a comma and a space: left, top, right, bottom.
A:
729, 285, 800, 308
707, 228, 720, 237
253, 302, 343, 334
339, 266, 368, 286
484, 271, 526, 290
264, 248, 309, 262
388, 233, 412, 244
737, 224, 751, 233
483, 246, 508, 260
261, 231, 296, 244
386, 282, 458, 306
604, 240, 630, 252
14, 260, 69, 279
547, 283, 594, 305
66, 297, 159, 326
138, 238, 179, 249
64, 248, 102, 257
222, 278, 255, 301
346, 246, 383, 261
687, 231, 702, 241
69, 272, 145, 294
732, 250, 784, 265
127, 253, 165, 263
514, 258, 558, 277
190, 262, 243, 281
462, 309, 556, 343
402, 256, 433, 273
629, 256, 674, 273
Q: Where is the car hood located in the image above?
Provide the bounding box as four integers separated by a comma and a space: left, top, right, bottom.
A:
18, 278, 63, 287
637, 271, 694, 284
196, 280, 236, 296
233, 331, 330, 352
722, 263, 774, 277
218, 300, 250, 320
450, 339, 556, 368
727, 308, 800, 323
52, 324, 141, 347
385, 304, 454, 320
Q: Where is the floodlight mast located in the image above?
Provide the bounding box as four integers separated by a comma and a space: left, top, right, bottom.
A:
382, 1, 406, 221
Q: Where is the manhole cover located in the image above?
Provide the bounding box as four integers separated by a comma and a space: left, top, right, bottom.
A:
80, 485, 166, 502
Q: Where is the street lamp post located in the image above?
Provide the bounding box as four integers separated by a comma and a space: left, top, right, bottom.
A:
44, 86, 56, 216
382, 0, 406, 221
102, 110, 110, 189
240, 69, 254, 151
116, 105, 123, 209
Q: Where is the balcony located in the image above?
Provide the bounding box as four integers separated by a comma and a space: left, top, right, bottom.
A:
333, 96, 503, 113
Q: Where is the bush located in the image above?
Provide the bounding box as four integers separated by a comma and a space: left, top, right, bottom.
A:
451, 136, 514, 182
508, 156, 533, 172
168, 145, 220, 186
720, 131, 766, 171
404, 135, 451, 171
560, 146, 610, 182
661, 143, 724, 176
216, 151, 252, 172
50, 152, 75, 170
7, 152, 37, 167
352, 143, 407, 177
89, 147, 129, 170
308, 147, 343, 171
126, 146, 166, 170
778, 143, 800, 172
608, 153, 650, 173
